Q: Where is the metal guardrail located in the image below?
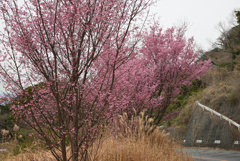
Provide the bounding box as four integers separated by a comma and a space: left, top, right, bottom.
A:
196, 101, 240, 132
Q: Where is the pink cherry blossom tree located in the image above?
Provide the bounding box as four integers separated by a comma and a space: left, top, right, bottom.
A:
139, 25, 211, 127
107, 23, 211, 133
0, 0, 154, 160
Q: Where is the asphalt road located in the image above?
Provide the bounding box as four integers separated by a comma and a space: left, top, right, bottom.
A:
183, 148, 240, 161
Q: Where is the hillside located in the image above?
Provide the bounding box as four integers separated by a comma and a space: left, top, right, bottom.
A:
177, 51, 240, 124
181, 22, 240, 122
167, 23, 240, 150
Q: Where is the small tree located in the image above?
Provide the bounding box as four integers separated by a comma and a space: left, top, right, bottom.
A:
213, 10, 240, 70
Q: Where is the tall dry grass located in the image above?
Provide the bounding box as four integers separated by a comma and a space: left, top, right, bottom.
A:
90, 110, 193, 161
0, 139, 53, 161
1, 110, 193, 161
92, 130, 191, 161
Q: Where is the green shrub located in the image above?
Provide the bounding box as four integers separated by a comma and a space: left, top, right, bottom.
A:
229, 92, 239, 106
12, 129, 46, 156
218, 62, 234, 71
163, 79, 205, 127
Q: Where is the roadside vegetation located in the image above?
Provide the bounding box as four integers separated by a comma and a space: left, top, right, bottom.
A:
0, 111, 193, 161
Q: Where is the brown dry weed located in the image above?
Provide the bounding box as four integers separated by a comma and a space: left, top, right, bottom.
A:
1, 111, 193, 161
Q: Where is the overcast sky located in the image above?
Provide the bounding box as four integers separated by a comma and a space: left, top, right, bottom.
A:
0, 0, 240, 93
151, 0, 240, 50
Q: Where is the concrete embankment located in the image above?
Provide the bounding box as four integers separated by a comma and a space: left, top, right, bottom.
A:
166, 105, 240, 150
